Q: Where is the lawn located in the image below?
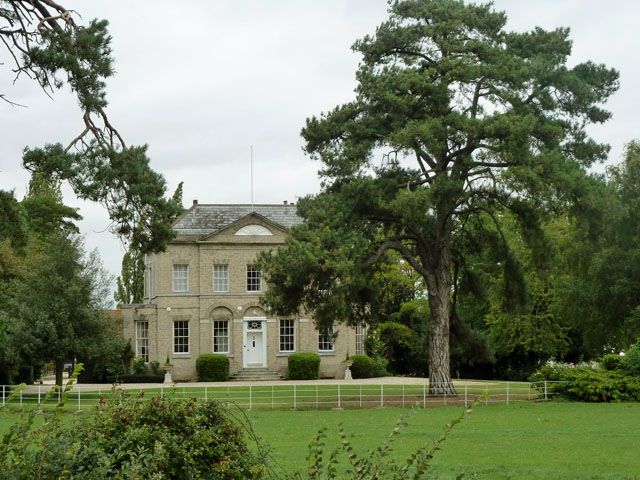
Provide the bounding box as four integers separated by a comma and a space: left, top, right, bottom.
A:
1, 402, 639, 479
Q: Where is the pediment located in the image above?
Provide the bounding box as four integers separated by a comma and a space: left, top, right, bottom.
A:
197, 212, 288, 243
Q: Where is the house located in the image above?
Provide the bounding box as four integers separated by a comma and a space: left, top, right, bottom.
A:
120, 201, 364, 381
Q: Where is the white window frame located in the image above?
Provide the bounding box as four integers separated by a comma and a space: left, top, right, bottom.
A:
172, 264, 189, 293
355, 323, 365, 355
213, 320, 229, 354
318, 325, 335, 353
135, 320, 149, 362
246, 264, 261, 292
173, 320, 189, 354
213, 264, 229, 293
279, 319, 295, 353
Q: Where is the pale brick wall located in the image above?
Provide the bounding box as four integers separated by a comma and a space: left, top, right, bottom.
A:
121, 212, 357, 381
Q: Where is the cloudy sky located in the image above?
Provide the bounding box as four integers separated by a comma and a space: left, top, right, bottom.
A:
1, 0, 639, 299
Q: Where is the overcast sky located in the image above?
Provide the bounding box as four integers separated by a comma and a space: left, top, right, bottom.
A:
1, 0, 639, 300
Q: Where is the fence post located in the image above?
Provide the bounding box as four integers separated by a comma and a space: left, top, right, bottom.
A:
227, 386, 230, 407
544, 381, 548, 401
293, 385, 296, 410
38, 385, 41, 405
485, 384, 488, 406
402, 384, 405, 407
444, 387, 447, 407
272, 385, 274, 410
249, 385, 253, 410
528, 383, 531, 401
315, 385, 318, 408
359, 384, 362, 408
57, 388, 61, 404
380, 385, 384, 408
506, 382, 510, 406
205, 386, 208, 401
338, 384, 341, 408
464, 385, 468, 408
2, 385, 5, 406
77, 389, 81, 412
160, 385, 164, 397
20, 389, 22, 407
423, 384, 426, 408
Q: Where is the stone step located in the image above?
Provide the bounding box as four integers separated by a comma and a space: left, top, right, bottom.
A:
230, 368, 283, 382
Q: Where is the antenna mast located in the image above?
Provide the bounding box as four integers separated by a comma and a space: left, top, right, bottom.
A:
250, 145, 254, 211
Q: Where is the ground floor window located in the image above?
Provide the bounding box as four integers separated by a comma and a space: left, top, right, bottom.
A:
318, 325, 335, 352
279, 319, 295, 352
135, 320, 149, 361
355, 323, 365, 355
213, 320, 229, 353
173, 320, 189, 354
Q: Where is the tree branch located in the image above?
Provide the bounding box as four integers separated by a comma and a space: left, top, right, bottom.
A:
363, 240, 430, 278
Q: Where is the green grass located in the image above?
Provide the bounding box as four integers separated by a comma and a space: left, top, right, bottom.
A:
2, 401, 638, 478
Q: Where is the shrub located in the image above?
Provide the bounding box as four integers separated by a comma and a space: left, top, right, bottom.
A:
350, 354, 375, 379
601, 353, 623, 371
621, 340, 640, 376
372, 356, 390, 377
554, 369, 640, 402
0, 392, 265, 479
149, 360, 166, 376
528, 360, 597, 382
131, 357, 148, 375
196, 354, 229, 382
288, 352, 320, 380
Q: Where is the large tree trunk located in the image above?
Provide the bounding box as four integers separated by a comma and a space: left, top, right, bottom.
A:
54, 359, 64, 388
426, 240, 456, 395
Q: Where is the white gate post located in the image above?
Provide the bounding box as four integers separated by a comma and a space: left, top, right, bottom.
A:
544, 381, 548, 401
2, 385, 5, 406
293, 385, 296, 410
380, 385, 384, 408
338, 384, 341, 408
315, 385, 318, 408
402, 384, 405, 407
205, 386, 208, 401
423, 384, 426, 408
444, 388, 447, 406
77, 389, 81, 411
359, 384, 362, 408
19, 389, 22, 407
38, 385, 41, 405
464, 385, 468, 408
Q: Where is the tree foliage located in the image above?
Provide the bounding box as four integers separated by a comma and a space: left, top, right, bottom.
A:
260, 0, 618, 391
1, 0, 181, 253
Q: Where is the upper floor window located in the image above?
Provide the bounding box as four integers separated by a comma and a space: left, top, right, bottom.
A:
279, 319, 295, 352
213, 264, 229, 293
135, 320, 149, 361
173, 264, 188, 293
318, 325, 335, 352
173, 320, 189, 354
246, 265, 261, 292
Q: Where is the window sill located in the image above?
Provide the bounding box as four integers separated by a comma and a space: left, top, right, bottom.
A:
171, 354, 191, 359
276, 352, 296, 357
319, 351, 335, 356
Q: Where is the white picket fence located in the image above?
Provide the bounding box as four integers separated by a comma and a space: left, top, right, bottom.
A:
0, 381, 563, 412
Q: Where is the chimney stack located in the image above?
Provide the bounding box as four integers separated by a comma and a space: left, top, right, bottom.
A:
192, 199, 198, 206
283, 200, 288, 206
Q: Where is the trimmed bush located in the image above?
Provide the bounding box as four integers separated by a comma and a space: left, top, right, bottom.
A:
131, 357, 148, 375
349, 355, 375, 379
601, 353, 623, 371
196, 354, 229, 381
288, 352, 320, 380
554, 369, 640, 402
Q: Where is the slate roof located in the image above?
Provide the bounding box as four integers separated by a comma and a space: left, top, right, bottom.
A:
172, 204, 302, 236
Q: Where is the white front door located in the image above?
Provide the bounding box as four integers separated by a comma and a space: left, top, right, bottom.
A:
243, 318, 267, 368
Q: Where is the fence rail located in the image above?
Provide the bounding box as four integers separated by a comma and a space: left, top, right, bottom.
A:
0, 381, 564, 412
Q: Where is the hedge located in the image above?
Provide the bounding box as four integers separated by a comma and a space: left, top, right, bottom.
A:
349, 355, 376, 379
552, 369, 640, 402
288, 353, 320, 380
196, 354, 229, 381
